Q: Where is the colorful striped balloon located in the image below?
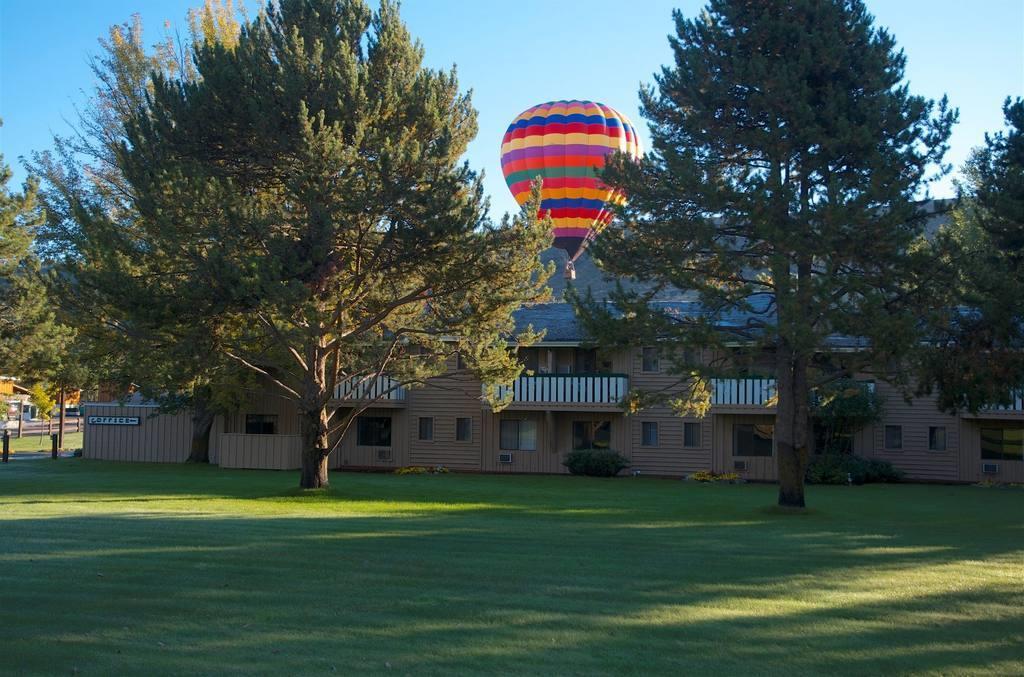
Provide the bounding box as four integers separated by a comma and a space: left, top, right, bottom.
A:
500, 100, 641, 273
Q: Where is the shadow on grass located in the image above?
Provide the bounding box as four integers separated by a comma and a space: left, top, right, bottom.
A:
0, 460, 1021, 675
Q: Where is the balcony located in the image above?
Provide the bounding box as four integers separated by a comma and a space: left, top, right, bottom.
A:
710, 378, 878, 412
332, 375, 406, 408
711, 378, 777, 410
964, 390, 1024, 419
490, 374, 628, 412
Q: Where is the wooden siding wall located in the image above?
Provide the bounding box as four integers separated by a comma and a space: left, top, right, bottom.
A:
477, 410, 629, 474
957, 420, 1024, 483
480, 410, 552, 473
629, 347, 707, 394
332, 408, 409, 470
219, 433, 301, 469
83, 349, 1024, 482
861, 382, 961, 481
713, 414, 779, 481
222, 392, 302, 435
406, 376, 482, 470
629, 407, 713, 475
83, 405, 193, 463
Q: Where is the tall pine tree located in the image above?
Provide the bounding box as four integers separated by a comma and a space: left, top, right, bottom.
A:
31, 4, 248, 462
919, 98, 1024, 411
576, 0, 955, 507
0, 140, 66, 380
85, 0, 549, 487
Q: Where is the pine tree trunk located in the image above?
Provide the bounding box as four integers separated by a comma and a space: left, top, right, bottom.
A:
775, 345, 811, 508
300, 448, 330, 489
298, 405, 331, 489
186, 404, 215, 464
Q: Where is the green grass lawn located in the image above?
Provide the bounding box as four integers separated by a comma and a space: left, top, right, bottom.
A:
1, 461, 1021, 675
6, 431, 84, 454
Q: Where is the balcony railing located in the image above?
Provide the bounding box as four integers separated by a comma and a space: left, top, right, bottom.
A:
980, 390, 1024, 413
334, 375, 406, 402
711, 378, 777, 407
711, 378, 877, 408
491, 374, 628, 407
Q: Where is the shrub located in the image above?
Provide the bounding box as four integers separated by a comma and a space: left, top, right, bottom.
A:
689, 470, 741, 483
806, 454, 904, 485
863, 458, 904, 483
395, 465, 449, 475
563, 449, 630, 477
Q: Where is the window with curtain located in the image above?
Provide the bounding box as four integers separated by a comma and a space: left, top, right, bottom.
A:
734, 423, 773, 456
456, 417, 472, 442
641, 421, 658, 447
357, 416, 391, 447
499, 419, 537, 451
981, 427, 1023, 460
684, 422, 700, 448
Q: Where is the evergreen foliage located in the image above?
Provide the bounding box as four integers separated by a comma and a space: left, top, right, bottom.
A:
919, 99, 1024, 412
65, 0, 551, 487
574, 0, 955, 507
31, 4, 252, 462
811, 378, 883, 453
805, 453, 903, 485
0, 141, 66, 378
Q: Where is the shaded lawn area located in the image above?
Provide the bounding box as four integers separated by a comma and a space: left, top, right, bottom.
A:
6, 431, 84, 454
0, 461, 1021, 676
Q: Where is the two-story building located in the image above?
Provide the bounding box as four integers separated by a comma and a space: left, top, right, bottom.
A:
83, 251, 1024, 483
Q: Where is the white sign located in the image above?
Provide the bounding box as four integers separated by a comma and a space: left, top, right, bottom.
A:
87, 416, 140, 426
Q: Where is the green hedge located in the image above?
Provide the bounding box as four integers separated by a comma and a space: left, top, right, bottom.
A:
806, 453, 904, 485
563, 449, 630, 477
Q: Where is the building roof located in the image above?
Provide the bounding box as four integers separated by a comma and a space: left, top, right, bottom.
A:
526, 201, 954, 347
513, 298, 776, 345
540, 248, 693, 302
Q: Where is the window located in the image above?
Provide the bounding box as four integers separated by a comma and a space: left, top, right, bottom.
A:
684, 422, 700, 448
641, 347, 659, 372
573, 420, 611, 450
734, 423, 773, 457
456, 417, 472, 442
981, 427, 1024, 461
928, 426, 947, 452
357, 416, 391, 447
418, 417, 433, 441
244, 414, 277, 435
455, 352, 467, 370
884, 425, 903, 450
641, 421, 658, 447
499, 419, 537, 451
574, 348, 597, 374
520, 349, 539, 374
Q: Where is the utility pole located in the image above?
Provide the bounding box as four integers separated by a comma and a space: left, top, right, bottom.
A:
57, 388, 66, 451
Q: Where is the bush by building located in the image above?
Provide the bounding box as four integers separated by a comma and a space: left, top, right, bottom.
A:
563, 449, 630, 477
806, 453, 904, 485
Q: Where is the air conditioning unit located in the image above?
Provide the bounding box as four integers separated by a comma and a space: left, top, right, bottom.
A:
734, 460, 748, 471
982, 463, 999, 474
376, 448, 392, 462
498, 452, 514, 464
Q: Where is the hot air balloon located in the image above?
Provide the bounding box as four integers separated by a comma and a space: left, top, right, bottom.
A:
500, 100, 641, 278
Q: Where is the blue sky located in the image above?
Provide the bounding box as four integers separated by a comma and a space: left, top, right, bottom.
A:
2, 0, 1021, 219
